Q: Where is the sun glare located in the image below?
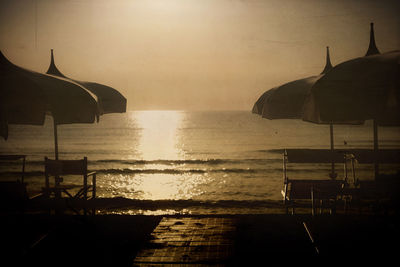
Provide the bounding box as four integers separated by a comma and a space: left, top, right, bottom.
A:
127, 110, 206, 200
135, 110, 184, 160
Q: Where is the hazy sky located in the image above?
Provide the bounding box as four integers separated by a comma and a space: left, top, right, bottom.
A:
0, 0, 399, 110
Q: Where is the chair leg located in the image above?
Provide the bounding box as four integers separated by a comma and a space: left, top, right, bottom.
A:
92, 173, 96, 199
319, 200, 323, 214
311, 187, 315, 216
83, 175, 88, 216
91, 174, 96, 216
44, 175, 50, 198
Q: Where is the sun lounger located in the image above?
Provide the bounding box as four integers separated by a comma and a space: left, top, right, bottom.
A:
282, 150, 345, 215
0, 155, 28, 212
0, 155, 26, 182
339, 151, 400, 214
282, 179, 343, 215
0, 181, 29, 212
349, 177, 400, 214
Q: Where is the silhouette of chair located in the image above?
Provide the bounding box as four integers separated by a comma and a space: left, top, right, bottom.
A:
282, 149, 345, 215
282, 179, 343, 215
0, 155, 26, 181
353, 179, 400, 214
0, 155, 28, 212
43, 157, 96, 215
282, 179, 314, 214
311, 180, 343, 215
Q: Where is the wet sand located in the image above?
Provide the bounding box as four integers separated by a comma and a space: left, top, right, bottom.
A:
1, 211, 399, 266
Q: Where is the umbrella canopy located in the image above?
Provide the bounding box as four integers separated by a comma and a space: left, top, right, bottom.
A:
0, 51, 99, 126
302, 23, 399, 125
252, 76, 322, 119
46, 49, 127, 114
0, 51, 100, 158
252, 47, 340, 178
302, 23, 400, 179
302, 50, 400, 125
252, 47, 332, 119
0, 53, 46, 139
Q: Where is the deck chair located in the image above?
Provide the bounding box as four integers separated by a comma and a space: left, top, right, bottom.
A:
43, 157, 96, 215
354, 180, 398, 214
311, 180, 343, 215
282, 179, 342, 215
0, 155, 28, 212
282, 179, 315, 215
0, 181, 29, 212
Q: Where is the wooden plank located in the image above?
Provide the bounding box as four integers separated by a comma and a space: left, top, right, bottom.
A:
133, 217, 236, 265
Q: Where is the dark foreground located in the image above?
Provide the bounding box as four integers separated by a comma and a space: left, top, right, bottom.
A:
1, 212, 399, 267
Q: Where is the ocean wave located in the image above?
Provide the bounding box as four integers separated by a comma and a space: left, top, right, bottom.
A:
96, 158, 281, 165
257, 149, 285, 154
98, 168, 274, 175
0, 158, 281, 166
0, 167, 331, 177
90, 197, 285, 210
0, 171, 44, 177
27, 197, 286, 214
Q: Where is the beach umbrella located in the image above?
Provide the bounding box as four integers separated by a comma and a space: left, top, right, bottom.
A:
252, 47, 332, 119
302, 23, 400, 179
0, 51, 100, 159
46, 49, 127, 114
0, 54, 46, 139
253, 47, 339, 178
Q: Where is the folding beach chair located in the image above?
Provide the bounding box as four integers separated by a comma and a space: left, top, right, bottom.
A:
43, 157, 96, 215
282, 150, 344, 215
0, 155, 28, 212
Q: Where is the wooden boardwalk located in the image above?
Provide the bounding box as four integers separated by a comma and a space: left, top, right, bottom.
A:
133, 217, 236, 266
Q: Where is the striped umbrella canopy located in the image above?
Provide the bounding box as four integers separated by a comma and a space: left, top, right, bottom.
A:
46, 49, 126, 114
0, 51, 100, 159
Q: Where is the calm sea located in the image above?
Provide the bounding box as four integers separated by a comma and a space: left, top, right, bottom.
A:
1, 111, 399, 214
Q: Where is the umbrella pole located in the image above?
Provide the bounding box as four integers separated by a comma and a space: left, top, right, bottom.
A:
373, 119, 379, 180
329, 123, 337, 179
53, 119, 62, 200
53, 120, 59, 160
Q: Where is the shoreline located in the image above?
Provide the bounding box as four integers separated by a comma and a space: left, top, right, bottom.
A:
23, 195, 398, 216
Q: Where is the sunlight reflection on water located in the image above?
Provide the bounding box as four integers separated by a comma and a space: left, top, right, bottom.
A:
133, 173, 208, 200
103, 173, 210, 200
3, 111, 399, 212
135, 110, 185, 160
110, 111, 208, 200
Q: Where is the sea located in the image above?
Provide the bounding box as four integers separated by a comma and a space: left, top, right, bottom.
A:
1, 110, 400, 215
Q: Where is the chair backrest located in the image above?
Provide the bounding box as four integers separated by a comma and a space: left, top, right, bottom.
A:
45, 157, 88, 176
288, 179, 343, 200
312, 180, 343, 199
0, 155, 26, 183
288, 180, 315, 199
0, 181, 28, 202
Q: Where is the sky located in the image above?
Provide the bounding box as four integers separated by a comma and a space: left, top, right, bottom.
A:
0, 0, 399, 111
